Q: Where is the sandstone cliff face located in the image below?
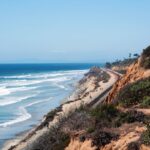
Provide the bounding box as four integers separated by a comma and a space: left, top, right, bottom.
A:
111, 65, 128, 74
105, 58, 150, 103
65, 123, 149, 150
65, 139, 96, 150
65, 58, 150, 150
65, 48, 150, 150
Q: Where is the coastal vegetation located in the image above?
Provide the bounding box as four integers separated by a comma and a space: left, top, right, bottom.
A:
116, 77, 150, 107
141, 96, 150, 108
89, 105, 146, 128
29, 125, 70, 150
105, 57, 137, 69
106, 45, 150, 75
105, 53, 139, 74
80, 67, 110, 84
140, 46, 150, 69
28, 100, 149, 150
141, 123, 150, 145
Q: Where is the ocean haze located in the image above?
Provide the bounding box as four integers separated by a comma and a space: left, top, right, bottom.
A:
0, 0, 150, 63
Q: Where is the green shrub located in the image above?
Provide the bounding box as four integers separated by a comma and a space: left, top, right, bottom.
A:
140, 46, 150, 69
90, 104, 118, 121
52, 133, 70, 150
86, 127, 95, 133
117, 78, 150, 107
106, 57, 137, 70
141, 123, 150, 145
141, 96, 150, 108
115, 110, 145, 125
90, 104, 146, 129
112, 110, 145, 128
91, 131, 118, 148
105, 62, 111, 68
30, 128, 70, 150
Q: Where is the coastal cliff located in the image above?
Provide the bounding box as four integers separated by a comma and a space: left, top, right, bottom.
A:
106, 57, 150, 104
6, 46, 150, 150
63, 46, 150, 150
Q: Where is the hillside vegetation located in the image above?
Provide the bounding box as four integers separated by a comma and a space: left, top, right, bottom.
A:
140, 46, 150, 69
105, 54, 139, 74
117, 77, 150, 107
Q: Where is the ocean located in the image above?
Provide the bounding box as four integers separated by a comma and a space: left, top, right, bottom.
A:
0, 63, 103, 148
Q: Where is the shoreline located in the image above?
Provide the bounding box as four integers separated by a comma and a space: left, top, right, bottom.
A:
3, 68, 120, 150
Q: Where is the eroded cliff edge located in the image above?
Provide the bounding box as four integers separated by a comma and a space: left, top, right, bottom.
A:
65, 46, 150, 150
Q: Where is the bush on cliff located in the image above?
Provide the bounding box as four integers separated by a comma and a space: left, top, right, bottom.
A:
89, 104, 146, 128
141, 96, 150, 108
90, 104, 118, 121
91, 131, 118, 148
29, 126, 70, 150
117, 77, 150, 107
141, 123, 150, 146
115, 110, 145, 126
140, 46, 150, 69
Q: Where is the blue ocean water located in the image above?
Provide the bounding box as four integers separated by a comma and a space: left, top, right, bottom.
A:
0, 63, 103, 148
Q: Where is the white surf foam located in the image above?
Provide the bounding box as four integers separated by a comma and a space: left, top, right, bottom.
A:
10, 86, 39, 93
2, 74, 32, 79
0, 87, 11, 96
0, 86, 39, 97
8, 80, 44, 86
0, 99, 52, 127
0, 76, 70, 88
0, 70, 87, 89
25, 98, 51, 107
45, 77, 69, 82
0, 69, 87, 128
0, 106, 31, 128
55, 84, 68, 90
1, 69, 87, 79
0, 94, 37, 106
1, 73, 63, 79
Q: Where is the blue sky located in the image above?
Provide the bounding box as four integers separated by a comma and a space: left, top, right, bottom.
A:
0, 0, 150, 63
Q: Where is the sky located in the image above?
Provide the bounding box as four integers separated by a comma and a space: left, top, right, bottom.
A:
0, 0, 150, 63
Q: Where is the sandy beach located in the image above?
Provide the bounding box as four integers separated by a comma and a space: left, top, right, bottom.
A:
3, 68, 120, 150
